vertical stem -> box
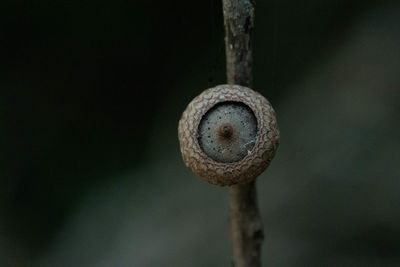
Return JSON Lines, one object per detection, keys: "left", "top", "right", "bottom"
{"left": 230, "top": 182, "right": 263, "bottom": 267}
{"left": 223, "top": 0, "right": 255, "bottom": 87}
{"left": 222, "top": 1, "right": 264, "bottom": 266}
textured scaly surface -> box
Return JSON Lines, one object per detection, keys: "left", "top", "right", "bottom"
{"left": 178, "top": 84, "right": 279, "bottom": 186}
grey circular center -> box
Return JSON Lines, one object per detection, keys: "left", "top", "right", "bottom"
{"left": 198, "top": 101, "right": 258, "bottom": 163}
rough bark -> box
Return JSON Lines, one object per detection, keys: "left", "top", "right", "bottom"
{"left": 222, "top": 1, "right": 264, "bottom": 266}
{"left": 229, "top": 182, "right": 263, "bottom": 267}
{"left": 223, "top": 0, "right": 255, "bottom": 87}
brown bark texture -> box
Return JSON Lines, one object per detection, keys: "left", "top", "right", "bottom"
{"left": 229, "top": 182, "right": 263, "bottom": 267}
{"left": 222, "top": 0, "right": 264, "bottom": 266}
{"left": 223, "top": 0, "right": 255, "bottom": 87}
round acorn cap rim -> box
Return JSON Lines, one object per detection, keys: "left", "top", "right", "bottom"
{"left": 178, "top": 84, "right": 279, "bottom": 186}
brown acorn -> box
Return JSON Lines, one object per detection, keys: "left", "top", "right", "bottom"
{"left": 178, "top": 84, "right": 279, "bottom": 186}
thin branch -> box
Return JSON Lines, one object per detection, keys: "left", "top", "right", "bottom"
{"left": 229, "top": 182, "right": 264, "bottom": 267}
{"left": 222, "top": 1, "right": 264, "bottom": 266}
{"left": 223, "top": 0, "right": 255, "bottom": 87}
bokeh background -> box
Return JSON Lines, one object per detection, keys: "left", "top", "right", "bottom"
{"left": 1, "top": 0, "right": 399, "bottom": 266}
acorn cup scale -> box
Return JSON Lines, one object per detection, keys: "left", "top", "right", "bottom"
{"left": 178, "top": 84, "right": 279, "bottom": 186}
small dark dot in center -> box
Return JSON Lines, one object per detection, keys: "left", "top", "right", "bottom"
{"left": 218, "top": 123, "right": 233, "bottom": 139}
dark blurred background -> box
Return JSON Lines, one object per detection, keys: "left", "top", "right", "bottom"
{"left": 1, "top": 0, "right": 399, "bottom": 266}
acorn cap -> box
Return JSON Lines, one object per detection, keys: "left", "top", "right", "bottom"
{"left": 178, "top": 84, "right": 279, "bottom": 186}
